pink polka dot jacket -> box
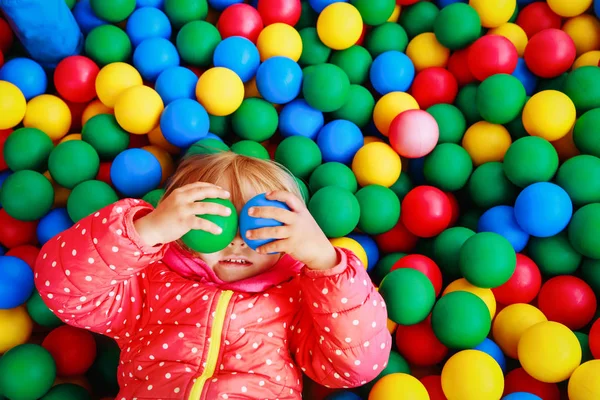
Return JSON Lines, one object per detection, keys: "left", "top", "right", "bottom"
{"left": 35, "top": 198, "right": 392, "bottom": 400}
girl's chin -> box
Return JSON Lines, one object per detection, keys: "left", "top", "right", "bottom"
{"left": 214, "top": 263, "right": 264, "bottom": 282}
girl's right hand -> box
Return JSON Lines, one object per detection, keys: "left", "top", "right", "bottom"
{"left": 133, "top": 182, "right": 232, "bottom": 247}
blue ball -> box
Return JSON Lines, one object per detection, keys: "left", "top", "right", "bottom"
{"left": 0, "top": 170, "right": 11, "bottom": 208}
{"left": 256, "top": 56, "right": 303, "bottom": 104}
{"left": 308, "top": 0, "right": 348, "bottom": 13}
{"left": 155, "top": 66, "right": 198, "bottom": 105}
{"left": 240, "top": 193, "right": 290, "bottom": 251}
{"left": 0, "top": 58, "right": 48, "bottom": 101}
{"left": 133, "top": 37, "right": 180, "bottom": 81}
{"left": 37, "top": 208, "right": 74, "bottom": 245}
{"left": 0, "top": 246, "right": 4, "bottom": 256}
{"left": 478, "top": 205, "right": 529, "bottom": 252}
{"left": 213, "top": 36, "right": 260, "bottom": 83}
{"left": 136, "top": 0, "right": 165, "bottom": 8}
{"left": 73, "top": 0, "right": 107, "bottom": 34}
{"left": 514, "top": 182, "right": 573, "bottom": 238}
{"left": 205, "top": 133, "right": 224, "bottom": 141}
{"left": 348, "top": 233, "right": 379, "bottom": 272}
{"left": 408, "top": 156, "right": 426, "bottom": 185}
{"left": 473, "top": 338, "right": 507, "bottom": 372}
{"left": 110, "top": 149, "right": 162, "bottom": 198}
{"left": 517, "top": 0, "right": 540, "bottom": 5}
{"left": 208, "top": 0, "right": 244, "bottom": 11}
{"left": 512, "top": 58, "right": 538, "bottom": 96}
{"left": 160, "top": 99, "right": 210, "bottom": 147}
{"left": 596, "top": 0, "right": 600, "bottom": 17}
{"left": 316, "top": 120, "right": 364, "bottom": 164}
{"left": 126, "top": 7, "right": 172, "bottom": 47}
{"left": 503, "top": 393, "right": 542, "bottom": 400}
{"left": 435, "top": 0, "right": 467, "bottom": 7}
{"left": 279, "top": 99, "right": 324, "bottom": 140}
{"left": 370, "top": 51, "right": 415, "bottom": 95}
{"left": 0, "top": 256, "right": 34, "bottom": 309}
{"left": 324, "top": 391, "right": 362, "bottom": 400}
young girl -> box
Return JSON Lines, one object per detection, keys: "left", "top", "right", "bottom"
{"left": 35, "top": 151, "right": 392, "bottom": 400}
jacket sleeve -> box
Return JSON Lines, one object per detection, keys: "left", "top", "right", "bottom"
{"left": 289, "top": 247, "right": 392, "bottom": 388}
{"left": 34, "top": 198, "right": 169, "bottom": 340}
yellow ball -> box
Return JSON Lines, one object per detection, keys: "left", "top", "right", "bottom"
{"left": 364, "top": 136, "right": 384, "bottom": 145}
{"left": 388, "top": 5, "right": 401, "bottom": 23}
{"left": 257, "top": 23, "right": 303, "bottom": 61}
{"left": 443, "top": 278, "right": 496, "bottom": 319}
{"left": 469, "top": 0, "right": 516, "bottom": 28}
{"left": 568, "top": 360, "right": 600, "bottom": 400}
{"left": 562, "top": 15, "right": 600, "bottom": 56}
{"left": 492, "top": 303, "right": 547, "bottom": 359}
{"left": 406, "top": 32, "right": 450, "bottom": 71}
{"left": 547, "top": 0, "right": 592, "bottom": 17}
{"left": 114, "top": 85, "right": 164, "bottom": 135}
{"left": 82, "top": 99, "right": 114, "bottom": 126}
{"left": 148, "top": 126, "right": 180, "bottom": 155}
{"left": 573, "top": 50, "right": 600, "bottom": 69}
{"left": 330, "top": 237, "right": 368, "bottom": 268}
{"left": 142, "top": 145, "right": 174, "bottom": 185}
{"left": 59, "top": 133, "right": 82, "bottom": 143}
{"left": 95, "top": 62, "right": 143, "bottom": 108}
{"left": 373, "top": 92, "right": 420, "bottom": 136}
{"left": 196, "top": 67, "right": 245, "bottom": 116}
{"left": 317, "top": 3, "right": 363, "bottom": 51}
{"left": 0, "top": 81, "right": 26, "bottom": 130}
{"left": 0, "top": 306, "right": 33, "bottom": 353}
{"left": 369, "top": 373, "right": 429, "bottom": 400}
{"left": 352, "top": 142, "right": 402, "bottom": 187}
{"left": 462, "top": 121, "right": 512, "bottom": 166}
{"left": 523, "top": 90, "right": 576, "bottom": 141}
{"left": 24, "top": 94, "right": 72, "bottom": 141}
{"left": 387, "top": 318, "right": 398, "bottom": 334}
{"left": 441, "top": 350, "right": 504, "bottom": 400}
{"left": 518, "top": 321, "right": 581, "bottom": 383}
{"left": 488, "top": 23, "right": 528, "bottom": 57}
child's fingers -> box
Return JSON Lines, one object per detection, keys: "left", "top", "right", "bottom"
{"left": 248, "top": 206, "right": 295, "bottom": 224}
{"left": 188, "top": 216, "right": 224, "bottom": 235}
{"left": 246, "top": 226, "right": 291, "bottom": 241}
{"left": 189, "top": 202, "right": 232, "bottom": 217}
{"left": 256, "top": 239, "right": 288, "bottom": 255}
{"left": 265, "top": 190, "right": 303, "bottom": 212}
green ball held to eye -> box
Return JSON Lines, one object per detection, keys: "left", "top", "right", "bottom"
{"left": 181, "top": 198, "right": 238, "bottom": 253}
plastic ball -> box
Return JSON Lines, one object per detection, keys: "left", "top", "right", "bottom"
{"left": 326, "top": 391, "right": 362, "bottom": 400}
{"left": 0, "top": 170, "right": 54, "bottom": 222}
{"left": 434, "top": 3, "right": 481, "bottom": 50}
{"left": 0, "top": 58, "right": 47, "bottom": 101}
{"left": 401, "top": 185, "right": 452, "bottom": 238}
{"left": 2, "top": 127, "right": 53, "bottom": 172}
{"left": 126, "top": 7, "right": 171, "bottom": 47}
{"left": 0, "top": 81, "right": 26, "bottom": 130}
{"left": 23, "top": 94, "right": 71, "bottom": 141}
{"left": 308, "top": 186, "right": 360, "bottom": 238}
{"left": 164, "top": 0, "right": 208, "bottom": 29}
{"left": 316, "top": 3, "right": 362, "bottom": 50}
{"left": 461, "top": 121, "right": 512, "bottom": 166}
{"left": 568, "top": 203, "right": 600, "bottom": 259}
{"left": 504, "top": 136, "right": 559, "bottom": 188}
{"left": 563, "top": 15, "right": 600, "bottom": 57}
{"left": 47, "top": 140, "right": 100, "bottom": 190}
{"left": 217, "top": 3, "right": 263, "bottom": 43}
{"left": 392, "top": 254, "right": 443, "bottom": 297}
{"left": 42, "top": 325, "right": 96, "bottom": 377}
{"left": 232, "top": 98, "right": 278, "bottom": 142}
{"left": 373, "top": 92, "right": 420, "bottom": 136}
{"left": 0, "top": 344, "right": 56, "bottom": 399}
{"left": 440, "top": 280, "right": 494, "bottom": 321}
{"left": 159, "top": 99, "right": 209, "bottom": 148}
{"left": 419, "top": 375, "right": 445, "bottom": 400}
{"left": 556, "top": 155, "right": 600, "bottom": 207}
{"left": 380, "top": 268, "right": 436, "bottom": 325}
{"left": 469, "top": 0, "right": 515, "bottom": 28}
{"left": 303, "top": 63, "right": 350, "bottom": 112}
{"left": 255, "top": 0, "right": 301, "bottom": 26}
{"left": 564, "top": 66, "right": 600, "bottom": 113}
{"left": 110, "top": 149, "right": 161, "bottom": 197}
{"left": 369, "top": 373, "right": 429, "bottom": 400}
{"left": 474, "top": 338, "right": 507, "bottom": 372}
{"left": 411, "top": 68, "right": 458, "bottom": 110}
{"left": 185, "top": 138, "right": 230, "bottom": 156}
{"left": 537, "top": 276, "right": 596, "bottom": 330}
{"left": 433, "top": 227, "right": 476, "bottom": 278}
{"left": 315, "top": 120, "right": 363, "bottom": 164}
{"left": 181, "top": 198, "right": 238, "bottom": 253}
{"left": 37, "top": 208, "right": 73, "bottom": 245}
{"left": 447, "top": 48, "right": 475, "bottom": 87}
{"left": 0, "top": 256, "right": 34, "bottom": 309}
{"left": 309, "top": 162, "right": 357, "bottom": 193}
{"left": 351, "top": 142, "right": 402, "bottom": 187}
{"left": 5, "top": 245, "right": 39, "bottom": 270}
{"left": 524, "top": 28, "right": 576, "bottom": 78}
{"left": 255, "top": 56, "right": 303, "bottom": 104}
{"left": 90, "top": 0, "right": 135, "bottom": 22}
{"left": 0, "top": 208, "right": 37, "bottom": 249}
{"left": 489, "top": 23, "right": 528, "bottom": 56}
{"left": 476, "top": 73, "right": 526, "bottom": 124}
{"left": 441, "top": 350, "right": 504, "bottom": 400}
{"left": 528, "top": 232, "right": 582, "bottom": 276}
{"left": 114, "top": 85, "right": 164, "bottom": 134}
{"left": 133, "top": 37, "right": 180, "bottom": 81}
{"left": 0, "top": 306, "right": 33, "bottom": 353}
{"left": 573, "top": 108, "right": 600, "bottom": 157}
{"left": 82, "top": 114, "right": 130, "bottom": 160}
{"left": 279, "top": 99, "right": 324, "bottom": 139}
{"left": 492, "top": 303, "right": 548, "bottom": 359}
{"left": 213, "top": 37, "right": 260, "bottom": 83}
{"left": 468, "top": 35, "right": 519, "bottom": 80}
{"left": 389, "top": 109, "right": 439, "bottom": 159}
{"left": 478, "top": 205, "right": 529, "bottom": 252}
{"left": 459, "top": 232, "right": 516, "bottom": 288}
{"left": 355, "top": 185, "right": 400, "bottom": 235}
{"left": 176, "top": 21, "right": 221, "bottom": 67}
{"left": 275, "top": 136, "right": 322, "bottom": 179}
{"left": 85, "top": 25, "right": 132, "bottom": 66}
{"left": 547, "top": 0, "right": 591, "bottom": 18}
{"left": 568, "top": 360, "right": 600, "bottom": 400}
{"left": 514, "top": 182, "right": 573, "bottom": 238}
{"left": 524, "top": 90, "right": 576, "bottom": 141}
{"left": 257, "top": 23, "right": 302, "bottom": 61}
{"left": 424, "top": 105, "right": 464, "bottom": 146}
{"left": 492, "top": 254, "right": 541, "bottom": 305}
{"left": 423, "top": 143, "right": 473, "bottom": 191}
{"left": 370, "top": 51, "right": 415, "bottom": 95}
{"left": 406, "top": 32, "right": 450, "bottom": 71}
{"left": 54, "top": 56, "right": 99, "bottom": 104}
{"left": 95, "top": 62, "right": 143, "bottom": 108}
{"left": 395, "top": 318, "right": 448, "bottom": 367}
{"left": 155, "top": 66, "right": 197, "bottom": 106}
{"left": 67, "top": 180, "right": 119, "bottom": 222}
{"left": 196, "top": 67, "right": 244, "bottom": 116}
{"left": 510, "top": 58, "right": 538, "bottom": 97}
{"left": 347, "top": 233, "right": 379, "bottom": 271}
{"left": 328, "top": 237, "right": 367, "bottom": 267}
{"left": 239, "top": 193, "right": 290, "bottom": 251}
{"left": 504, "top": 368, "right": 560, "bottom": 400}
{"left": 0, "top": 17, "right": 13, "bottom": 52}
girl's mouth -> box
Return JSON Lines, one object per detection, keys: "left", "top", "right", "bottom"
{"left": 219, "top": 258, "right": 253, "bottom": 267}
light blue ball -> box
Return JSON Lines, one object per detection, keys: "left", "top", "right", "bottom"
{"left": 133, "top": 37, "right": 180, "bottom": 81}
{"left": 205, "top": 133, "right": 224, "bottom": 141}
{"left": 37, "top": 208, "right": 74, "bottom": 245}
{"left": 502, "top": 393, "right": 542, "bottom": 400}
{"left": 209, "top": 0, "right": 244, "bottom": 10}
{"left": 213, "top": 36, "right": 260, "bottom": 83}
{"left": 308, "top": 0, "right": 348, "bottom": 13}
{"left": 317, "top": 120, "right": 364, "bottom": 164}
{"left": 348, "top": 233, "right": 379, "bottom": 271}
{"left": 136, "top": 0, "right": 165, "bottom": 8}
{"left": 279, "top": 99, "right": 324, "bottom": 140}
{"left": 512, "top": 58, "right": 538, "bottom": 96}
{"left": 370, "top": 51, "right": 415, "bottom": 95}
{"left": 110, "top": 149, "right": 162, "bottom": 198}
{"left": 0, "top": 58, "right": 47, "bottom": 101}
{"left": 473, "top": 338, "right": 507, "bottom": 372}
{"left": 256, "top": 56, "right": 303, "bottom": 104}
{"left": 126, "top": 7, "right": 172, "bottom": 47}
{"left": 478, "top": 205, "right": 529, "bottom": 252}
{"left": 155, "top": 66, "right": 198, "bottom": 105}
{"left": 240, "top": 193, "right": 290, "bottom": 251}
{"left": 0, "top": 256, "right": 34, "bottom": 309}
{"left": 160, "top": 98, "right": 210, "bottom": 147}
{"left": 73, "top": 0, "right": 107, "bottom": 34}
{"left": 514, "top": 182, "right": 573, "bottom": 238}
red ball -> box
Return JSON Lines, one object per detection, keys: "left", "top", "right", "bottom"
{"left": 401, "top": 186, "right": 452, "bottom": 238}
{"left": 373, "top": 219, "right": 419, "bottom": 254}
{"left": 5, "top": 245, "right": 40, "bottom": 269}
{"left": 537, "top": 275, "right": 597, "bottom": 330}
{"left": 54, "top": 56, "right": 100, "bottom": 103}
{"left": 524, "top": 28, "right": 576, "bottom": 79}
{"left": 0, "top": 50, "right": 4, "bottom": 69}
{"left": 0, "top": 18, "right": 13, "bottom": 54}
{"left": 0, "top": 129, "right": 12, "bottom": 171}
{"left": 447, "top": 48, "right": 475, "bottom": 87}
{"left": 356, "top": 24, "right": 368, "bottom": 46}
{"left": 589, "top": 318, "right": 600, "bottom": 359}
{"left": 392, "top": 255, "right": 443, "bottom": 297}
{"left": 257, "top": 0, "right": 301, "bottom": 26}
{"left": 410, "top": 67, "right": 458, "bottom": 109}
{"left": 516, "top": 2, "right": 562, "bottom": 39}
{"left": 394, "top": 318, "right": 448, "bottom": 367}
{"left": 445, "top": 191, "right": 460, "bottom": 227}
{"left": 96, "top": 162, "right": 113, "bottom": 185}
{"left": 420, "top": 375, "right": 447, "bottom": 400}
{"left": 217, "top": 4, "right": 264, "bottom": 44}
{"left": 492, "top": 254, "right": 541, "bottom": 305}
{"left": 396, "top": 0, "right": 419, "bottom": 4}
{"left": 42, "top": 325, "right": 97, "bottom": 377}
{"left": 468, "top": 35, "right": 518, "bottom": 81}
{"left": 128, "top": 133, "right": 150, "bottom": 149}
{"left": 0, "top": 209, "right": 38, "bottom": 249}
{"left": 503, "top": 368, "right": 560, "bottom": 400}
{"left": 66, "top": 100, "right": 89, "bottom": 133}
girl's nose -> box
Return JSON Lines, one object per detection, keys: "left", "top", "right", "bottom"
{"left": 230, "top": 232, "right": 246, "bottom": 247}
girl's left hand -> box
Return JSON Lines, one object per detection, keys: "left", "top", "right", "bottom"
{"left": 245, "top": 191, "right": 338, "bottom": 271}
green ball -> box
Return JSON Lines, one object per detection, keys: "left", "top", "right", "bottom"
{"left": 434, "top": 3, "right": 481, "bottom": 50}
{"left": 85, "top": 25, "right": 132, "bottom": 66}
{"left": 423, "top": 143, "right": 473, "bottom": 191}
{"left": 90, "top": 0, "right": 135, "bottom": 22}
{"left": 0, "top": 344, "right": 56, "bottom": 400}
{"left": 26, "top": 290, "right": 63, "bottom": 328}
{"left": 67, "top": 180, "right": 120, "bottom": 222}
{"left": 581, "top": 258, "right": 600, "bottom": 297}
{"left": 574, "top": 332, "right": 594, "bottom": 364}
{"left": 457, "top": 209, "right": 482, "bottom": 232}
{"left": 165, "top": 0, "right": 208, "bottom": 29}
{"left": 231, "top": 140, "right": 270, "bottom": 159}
{"left": 185, "top": 138, "right": 230, "bottom": 156}
{"left": 355, "top": 185, "right": 401, "bottom": 235}
{"left": 64, "top": 0, "right": 76, "bottom": 9}
{"left": 309, "top": 162, "right": 358, "bottom": 193}
{"left": 476, "top": 74, "right": 526, "bottom": 124}
{"left": 573, "top": 108, "right": 600, "bottom": 158}
{"left": 330, "top": 46, "right": 373, "bottom": 85}
{"left": 399, "top": 1, "right": 440, "bottom": 39}
{"left": 427, "top": 104, "right": 466, "bottom": 144}
{"left": 528, "top": 232, "right": 582, "bottom": 276}
{"left": 3, "top": 127, "right": 54, "bottom": 172}
{"left": 455, "top": 83, "right": 481, "bottom": 124}
{"left": 176, "top": 21, "right": 221, "bottom": 67}
{"left": 48, "top": 141, "right": 100, "bottom": 189}
{"left": 468, "top": 162, "right": 518, "bottom": 209}
{"left": 564, "top": 66, "right": 600, "bottom": 113}
{"left": 537, "top": 73, "right": 568, "bottom": 92}
{"left": 359, "top": 351, "right": 411, "bottom": 396}
{"left": 275, "top": 136, "right": 322, "bottom": 179}
{"left": 298, "top": 27, "right": 331, "bottom": 66}
{"left": 142, "top": 189, "right": 165, "bottom": 208}
{"left": 364, "top": 23, "right": 409, "bottom": 58}
{"left": 302, "top": 63, "right": 350, "bottom": 112}
{"left": 433, "top": 227, "right": 475, "bottom": 278}
{"left": 389, "top": 173, "right": 413, "bottom": 200}
{"left": 209, "top": 115, "right": 231, "bottom": 139}
{"left": 181, "top": 198, "right": 238, "bottom": 253}
{"left": 86, "top": 336, "right": 119, "bottom": 396}
{"left": 351, "top": 0, "right": 395, "bottom": 26}
{"left": 330, "top": 85, "right": 375, "bottom": 128}
{"left": 0, "top": 170, "right": 54, "bottom": 221}
{"left": 296, "top": 0, "right": 318, "bottom": 30}
{"left": 41, "top": 384, "right": 91, "bottom": 400}
{"left": 568, "top": 203, "right": 600, "bottom": 260}
{"left": 81, "top": 114, "right": 130, "bottom": 160}
{"left": 503, "top": 136, "right": 559, "bottom": 188}
{"left": 379, "top": 268, "right": 436, "bottom": 325}
{"left": 372, "top": 252, "right": 405, "bottom": 285}
{"left": 505, "top": 102, "right": 529, "bottom": 141}
{"left": 295, "top": 177, "right": 310, "bottom": 203}
{"left": 459, "top": 232, "right": 516, "bottom": 288}
{"left": 431, "top": 291, "right": 491, "bottom": 349}
{"left": 556, "top": 155, "right": 600, "bottom": 207}
{"left": 231, "top": 98, "right": 278, "bottom": 142}
{"left": 308, "top": 186, "right": 360, "bottom": 238}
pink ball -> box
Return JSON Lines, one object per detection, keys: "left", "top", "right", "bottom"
{"left": 389, "top": 109, "right": 439, "bottom": 158}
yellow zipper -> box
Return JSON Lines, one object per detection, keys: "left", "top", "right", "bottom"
{"left": 188, "top": 290, "right": 234, "bottom": 400}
